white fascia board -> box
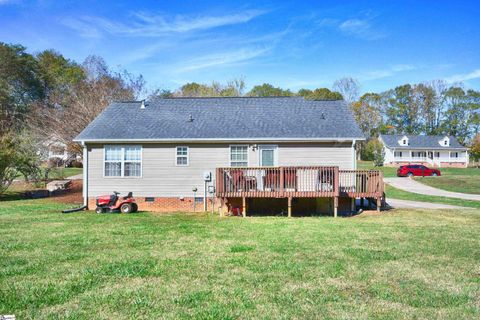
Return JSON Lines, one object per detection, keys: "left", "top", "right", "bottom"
{"left": 73, "top": 137, "right": 366, "bottom": 143}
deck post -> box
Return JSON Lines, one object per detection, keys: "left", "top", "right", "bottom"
{"left": 351, "top": 198, "right": 355, "bottom": 212}
{"left": 376, "top": 195, "right": 381, "bottom": 212}
{"left": 242, "top": 197, "right": 246, "bottom": 217}
{"left": 287, "top": 197, "right": 292, "bottom": 218}
{"left": 219, "top": 198, "right": 224, "bottom": 217}
{"left": 333, "top": 197, "right": 338, "bottom": 218}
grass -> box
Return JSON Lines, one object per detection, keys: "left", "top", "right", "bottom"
{"left": 413, "top": 175, "right": 480, "bottom": 195}
{"left": 385, "top": 185, "right": 480, "bottom": 209}
{"left": 44, "top": 167, "right": 83, "bottom": 180}
{"left": 0, "top": 199, "right": 479, "bottom": 319}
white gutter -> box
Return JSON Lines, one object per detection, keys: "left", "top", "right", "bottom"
{"left": 73, "top": 137, "right": 366, "bottom": 143}
{"left": 81, "top": 141, "right": 88, "bottom": 208}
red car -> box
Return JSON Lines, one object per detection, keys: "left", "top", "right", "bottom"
{"left": 397, "top": 165, "right": 441, "bottom": 177}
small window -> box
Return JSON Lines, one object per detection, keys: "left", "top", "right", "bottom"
{"left": 176, "top": 146, "right": 189, "bottom": 166}
{"left": 444, "top": 140, "right": 448, "bottom": 146}
{"left": 104, "top": 145, "right": 142, "bottom": 177}
{"left": 450, "top": 152, "right": 459, "bottom": 158}
{"left": 403, "top": 139, "right": 407, "bottom": 145}
{"left": 145, "top": 197, "right": 155, "bottom": 202}
{"left": 230, "top": 145, "right": 248, "bottom": 167}
{"left": 394, "top": 151, "right": 403, "bottom": 158}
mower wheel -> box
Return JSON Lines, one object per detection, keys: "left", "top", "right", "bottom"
{"left": 132, "top": 203, "right": 138, "bottom": 213}
{"left": 120, "top": 203, "right": 133, "bottom": 214}
{"left": 95, "top": 207, "right": 105, "bottom": 214}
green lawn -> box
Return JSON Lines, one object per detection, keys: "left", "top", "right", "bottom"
{"left": 385, "top": 185, "right": 480, "bottom": 209}
{"left": 1, "top": 199, "right": 479, "bottom": 319}
{"left": 413, "top": 174, "right": 480, "bottom": 195}
{"left": 45, "top": 167, "right": 83, "bottom": 179}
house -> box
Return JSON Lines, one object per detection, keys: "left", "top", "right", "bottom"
{"left": 42, "top": 136, "right": 81, "bottom": 167}
{"left": 379, "top": 134, "right": 469, "bottom": 168}
{"left": 74, "top": 97, "right": 385, "bottom": 216}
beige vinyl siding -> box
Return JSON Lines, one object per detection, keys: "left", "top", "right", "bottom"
{"left": 87, "top": 142, "right": 354, "bottom": 197}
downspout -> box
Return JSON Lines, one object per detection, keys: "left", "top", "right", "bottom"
{"left": 352, "top": 140, "right": 356, "bottom": 170}
{"left": 82, "top": 141, "right": 89, "bottom": 208}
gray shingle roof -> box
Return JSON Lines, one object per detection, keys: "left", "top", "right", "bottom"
{"left": 75, "top": 97, "right": 364, "bottom": 142}
{"left": 380, "top": 134, "right": 467, "bottom": 150}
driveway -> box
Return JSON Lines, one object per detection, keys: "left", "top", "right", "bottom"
{"left": 384, "top": 177, "right": 480, "bottom": 201}
{"left": 386, "top": 198, "right": 469, "bottom": 210}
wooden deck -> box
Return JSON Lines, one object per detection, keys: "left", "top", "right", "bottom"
{"left": 215, "top": 166, "right": 384, "bottom": 217}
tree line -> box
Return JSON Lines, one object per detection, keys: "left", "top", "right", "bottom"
{"left": 1, "top": 42, "right": 480, "bottom": 193}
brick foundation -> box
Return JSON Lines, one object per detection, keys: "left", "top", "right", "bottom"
{"left": 88, "top": 196, "right": 220, "bottom": 213}
{"left": 386, "top": 161, "right": 467, "bottom": 168}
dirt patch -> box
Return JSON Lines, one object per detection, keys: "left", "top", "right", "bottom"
{"left": 50, "top": 180, "right": 83, "bottom": 205}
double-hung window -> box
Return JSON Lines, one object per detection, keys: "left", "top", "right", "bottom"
{"left": 450, "top": 152, "right": 459, "bottom": 158}
{"left": 230, "top": 145, "right": 248, "bottom": 167}
{"left": 394, "top": 151, "right": 403, "bottom": 158}
{"left": 104, "top": 145, "right": 142, "bottom": 177}
{"left": 176, "top": 146, "right": 189, "bottom": 166}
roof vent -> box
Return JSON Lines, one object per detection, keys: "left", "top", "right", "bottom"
{"left": 140, "top": 100, "right": 146, "bottom": 109}
{"left": 188, "top": 114, "right": 194, "bottom": 122}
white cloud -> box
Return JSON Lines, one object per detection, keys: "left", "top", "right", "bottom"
{"left": 360, "top": 64, "right": 416, "bottom": 81}
{"left": 444, "top": 69, "right": 480, "bottom": 83}
{"left": 339, "top": 18, "right": 385, "bottom": 40}
{"left": 0, "top": 0, "right": 18, "bottom": 5}
{"left": 63, "top": 10, "right": 267, "bottom": 38}
{"left": 176, "top": 47, "right": 270, "bottom": 72}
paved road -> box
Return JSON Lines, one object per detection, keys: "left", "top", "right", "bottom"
{"left": 66, "top": 174, "right": 83, "bottom": 180}
{"left": 384, "top": 177, "right": 480, "bottom": 201}
{"left": 386, "top": 198, "right": 469, "bottom": 210}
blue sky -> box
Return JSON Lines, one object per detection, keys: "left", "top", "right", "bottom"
{"left": 1, "top": 0, "right": 480, "bottom": 93}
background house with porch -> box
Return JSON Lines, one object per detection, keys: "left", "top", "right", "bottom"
{"left": 75, "top": 97, "right": 385, "bottom": 216}
{"left": 379, "top": 134, "right": 469, "bottom": 167}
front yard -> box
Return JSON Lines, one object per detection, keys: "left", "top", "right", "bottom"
{"left": 0, "top": 199, "right": 479, "bottom": 319}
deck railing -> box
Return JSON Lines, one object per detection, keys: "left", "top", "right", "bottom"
{"left": 216, "top": 166, "right": 383, "bottom": 199}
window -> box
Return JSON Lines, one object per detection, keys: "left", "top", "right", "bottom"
{"left": 104, "top": 145, "right": 142, "bottom": 177}
{"left": 230, "top": 145, "right": 248, "bottom": 167}
{"left": 403, "top": 139, "right": 407, "bottom": 145}
{"left": 444, "top": 140, "right": 448, "bottom": 146}
{"left": 176, "top": 146, "right": 189, "bottom": 166}
{"left": 450, "top": 152, "right": 459, "bottom": 158}
{"left": 394, "top": 151, "right": 403, "bottom": 158}
{"left": 411, "top": 151, "right": 426, "bottom": 158}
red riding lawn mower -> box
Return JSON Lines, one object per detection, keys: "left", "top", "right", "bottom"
{"left": 95, "top": 191, "right": 138, "bottom": 214}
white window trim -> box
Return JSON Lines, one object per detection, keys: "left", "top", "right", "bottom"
{"left": 229, "top": 144, "right": 249, "bottom": 167}
{"left": 258, "top": 145, "right": 278, "bottom": 166}
{"left": 175, "top": 146, "right": 189, "bottom": 166}
{"left": 103, "top": 145, "right": 142, "bottom": 178}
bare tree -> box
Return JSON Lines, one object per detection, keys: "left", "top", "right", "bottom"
{"left": 29, "top": 56, "right": 145, "bottom": 155}
{"left": 333, "top": 77, "right": 360, "bottom": 105}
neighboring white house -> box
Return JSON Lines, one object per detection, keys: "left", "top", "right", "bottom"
{"left": 379, "top": 134, "right": 469, "bottom": 168}
{"left": 42, "top": 136, "right": 81, "bottom": 166}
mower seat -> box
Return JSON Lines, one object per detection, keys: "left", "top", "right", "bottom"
{"left": 123, "top": 192, "right": 133, "bottom": 200}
